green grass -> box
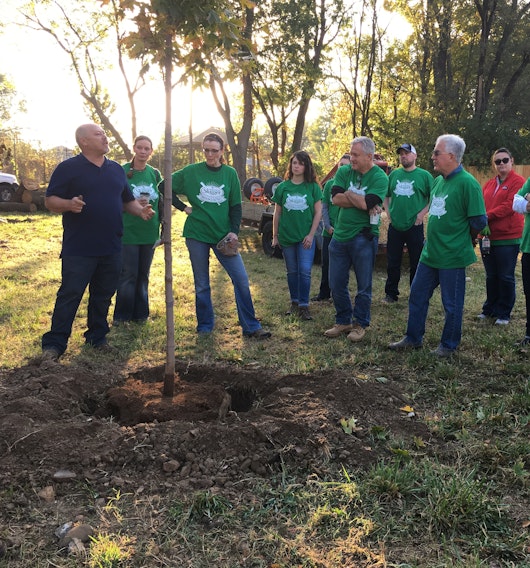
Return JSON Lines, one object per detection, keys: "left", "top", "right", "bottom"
{"left": 1, "top": 211, "right": 529, "bottom": 567}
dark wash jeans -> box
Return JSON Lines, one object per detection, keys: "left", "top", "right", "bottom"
{"left": 113, "top": 244, "right": 155, "bottom": 322}
{"left": 42, "top": 254, "right": 121, "bottom": 355}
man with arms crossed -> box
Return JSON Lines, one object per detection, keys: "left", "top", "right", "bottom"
{"left": 324, "top": 136, "right": 388, "bottom": 343}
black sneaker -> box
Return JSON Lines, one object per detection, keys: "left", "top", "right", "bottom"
{"left": 285, "top": 302, "right": 299, "bottom": 315}
{"left": 311, "top": 295, "right": 330, "bottom": 302}
{"left": 41, "top": 348, "right": 60, "bottom": 362}
{"left": 243, "top": 329, "right": 272, "bottom": 340}
{"left": 298, "top": 306, "right": 313, "bottom": 321}
{"left": 515, "top": 336, "right": 530, "bottom": 347}
{"left": 383, "top": 295, "right": 397, "bottom": 304}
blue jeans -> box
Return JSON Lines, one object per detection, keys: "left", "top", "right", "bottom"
{"left": 186, "top": 238, "right": 262, "bottom": 334}
{"left": 281, "top": 240, "right": 316, "bottom": 307}
{"left": 385, "top": 223, "right": 424, "bottom": 300}
{"left": 113, "top": 244, "right": 155, "bottom": 322}
{"left": 480, "top": 243, "right": 519, "bottom": 320}
{"left": 328, "top": 233, "right": 378, "bottom": 327}
{"left": 42, "top": 254, "right": 121, "bottom": 354}
{"left": 405, "top": 262, "right": 466, "bottom": 350}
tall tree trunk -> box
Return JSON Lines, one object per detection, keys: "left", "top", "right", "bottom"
{"left": 162, "top": 33, "right": 175, "bottom": 397}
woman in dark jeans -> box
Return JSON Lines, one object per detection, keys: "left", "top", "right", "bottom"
{"left": 477, "top": 148, "right": 525, "bottom": 325}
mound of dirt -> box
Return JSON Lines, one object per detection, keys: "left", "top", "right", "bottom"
{"left": 0, "top": 359, "right": 433, "bottom": 497}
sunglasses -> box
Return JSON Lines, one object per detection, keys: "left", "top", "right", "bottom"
{"left": 494, "top": 157, "right": 510, "bottom": 165}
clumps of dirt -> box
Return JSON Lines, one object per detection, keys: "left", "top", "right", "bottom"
{"left": 0, "top": 359, "right": 434, "bottom": 497}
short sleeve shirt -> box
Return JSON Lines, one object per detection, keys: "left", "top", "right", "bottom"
{"left": 271, "top": 179, "right": 322, "bottom": 247}
{"left": 387, "top": 167, "right": 434, "bottom": 231}
{"left": 46, "top": 154, "right": 134, "bottom": 256}
{"left": 332, "top": 164, "right": 388, "bottom": 242}
{"left": 421, "top": 168, "right": 486, "bottom": 268}
{"left": 122, "top": 163, "right": 162, "bottom": 245}
{"left": 170, "top": 162, "right": 241, "bottom": 244}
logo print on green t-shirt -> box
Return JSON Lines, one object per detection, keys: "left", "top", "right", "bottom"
{"left": 430, "top": 195, "right": 448, "bottom": 218}
{"left": 284, "top": 193, "right": 309, "bottom": 212}
{"left": 394, "top": 179, "right": 415, "bottom": 198}
{"left": 130, "top": 182, "right": 157, "bottom": 201}
{"left": 347, "top": 179, "right": 367, "bottom": 195}
{"left": 198, "top": 182, "right": 227, "bottom": 205}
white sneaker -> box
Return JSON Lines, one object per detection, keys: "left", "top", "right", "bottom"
{"left": 495, "top": 319, "right": 509, "bottom": 325}
{"left": 476, "top": 314, "right": 487, "bottom": 320}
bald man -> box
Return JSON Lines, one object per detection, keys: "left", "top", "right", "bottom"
{"left": 41, "top": 124, "right": 154, "bottom": 360}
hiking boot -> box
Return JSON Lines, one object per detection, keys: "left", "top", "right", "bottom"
{"left": 324, "top": 323, "right": 352, "bottom": 338}
{"left": 41, "top": 348, "right": 60, "bottom": 362}
{"left": 91, "top": 343, "right": 118, "bottom": 354}
{"left": 388, "top": 337, "right": 422, "bottom": 350}
{"left": 298, "top": 306, "right": 313, "bottom": 321}
{"left": 347, "top": 323, "right": 366, "bottom": 342}
{"left": 285, "top": 302, "right": 299, "bottom": 316}
{"left": 243, "top": 329, "right": 272, "bottom": 340}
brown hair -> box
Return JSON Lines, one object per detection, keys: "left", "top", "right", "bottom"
{"left": 203, "top": 132, "right": 225, "bottom": 164}
{"left": 286, "top": 150, "right": 317, "bottom": 183}
{"left": 128, "top": 135, "right": 153, "bottom": 178}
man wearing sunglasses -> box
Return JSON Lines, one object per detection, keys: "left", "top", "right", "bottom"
{"left": 389, "top": 134, "right": 487, "bottom": 357}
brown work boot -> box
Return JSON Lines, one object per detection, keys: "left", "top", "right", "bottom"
{"left": 323, "top": 323, "right": 353, "bottom": 338}
{"left": 347, "top": 323, "right": 366, "bottom": 342}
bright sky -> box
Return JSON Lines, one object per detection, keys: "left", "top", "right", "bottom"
{"left": 1, "top": 1, "right": 221, "bottom": 150}
{"left": 2, "top": 1, "right": 411, "bottom": 151}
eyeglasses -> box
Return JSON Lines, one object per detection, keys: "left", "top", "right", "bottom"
{"left": 203, "top": 148, "right": 221, "bottom": 154}
{"left": 431, "top": 150, "right": 450, "bottom": 157}
{"left": 494, "top": 157, "right": 510, "bottom": 165}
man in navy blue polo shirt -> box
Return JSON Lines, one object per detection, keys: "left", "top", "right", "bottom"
{"left": 41, "top": 123, "right": 154, "bottom": 361}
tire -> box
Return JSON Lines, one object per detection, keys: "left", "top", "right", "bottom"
{"left": 0, "top": 183, "right": 15, "bottom": 202}
{"left": 261, "top": 221, "right": 283, "bottom": 258}
{"left": 242, "top": 177, "right": 264, "bottom": 200}
{"left": 263, "top": 176, "right": 283, "bottom": 199}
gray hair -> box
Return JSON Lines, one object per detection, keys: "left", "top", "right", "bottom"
{"left": 436, "top": 134, "right": 466, "bottom": 163}
{"left": 351, "top": 136, "right": 375, "bottom": 156}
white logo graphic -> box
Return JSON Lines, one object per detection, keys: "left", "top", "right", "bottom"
{"left": 131, "top": 183, "right": 158, "bottom": 201}
{"left": 284, "top": 193, "right": 309, "bottom": 212}
{"left": 393, "top": 179, "right": 415, "bottom": 198}
{"left": 198, "top": 182, "right": 226, "bottom": 205}
{"left": 429, "top": 195, "right": 448, "bottom": 218}
{"left": 347, "top": 179, "right": 367, "bottom": 195}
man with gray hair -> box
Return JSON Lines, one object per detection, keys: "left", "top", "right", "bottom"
{"left": 389, "top": 134, "right": 487, "bottom": 357}
{"left": 324, "top": 136, "right": 388, "bottom": 342}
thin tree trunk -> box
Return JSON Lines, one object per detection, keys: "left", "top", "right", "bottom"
{"left": 162, "top": 33, "right": 175, "bottom": 398}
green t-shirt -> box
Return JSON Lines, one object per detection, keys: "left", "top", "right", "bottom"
{"left": 271, "top": 179, "right": 322, "bottom": 247}
{"left": 322, "top": 177, "right": 339, "bottom": 237}
{"left": 121, "top": 163, "right": 162, "bottom": 245}
{"left": 420, "top": 168, "right": 486, "bottom": 269}
{"left": 387, "top": 167, "right": 434, "bottom": 231}
{"left": 332, "top": 164, "right": 388, "bottom": 242}
{"left": 516, "top": 182, "right": 530, "bottom": 254}
{"left": 171, "top": 162, "right": 241, "bottom": 244}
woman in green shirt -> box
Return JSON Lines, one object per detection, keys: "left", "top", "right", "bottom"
{"left": 272, "top": 151, "right": 322, "bottom": 320}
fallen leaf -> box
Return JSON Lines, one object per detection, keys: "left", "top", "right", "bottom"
{"left": 400, "top": 405, "right": 414, "bottom": 413}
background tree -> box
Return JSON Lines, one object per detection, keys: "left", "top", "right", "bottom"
{"left": 251, "top": 0, "right": 345, "bottom": 170}
{"left": 21, "top": 0, "right": 152, "bottom": 159}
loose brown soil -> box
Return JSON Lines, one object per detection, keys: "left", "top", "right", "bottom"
{"left": 0, "top": 357, "right": 434, "bottom": 563}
